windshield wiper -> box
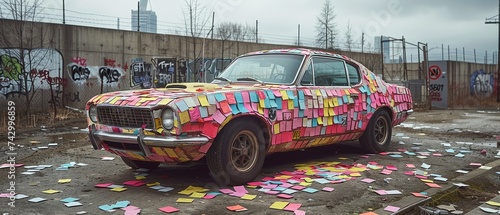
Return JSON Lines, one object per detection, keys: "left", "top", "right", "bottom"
{"left": 214, "top": 77, "right": 231, "bottom": 83}
{"left": 236, "top": 77, "right": 263, "bottom": 84}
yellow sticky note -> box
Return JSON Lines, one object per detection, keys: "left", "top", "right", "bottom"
{"left": 317, "top": 117, "right": 323, "bottom": 125}
{"left": 158, "top": 98, "right": 172, "bottom": 105}
{"left": 323, "top": 108, "right": 329, "bottom": 116}
{"left": 304, "top": 178, "right": 313, "bottom": 183}
{"left": 179, "top": 111, "right": 190, "bottom": 124}
{"left": 189, "top": 192, "right": 206, "bottom": 198}
{"left": 274, "top": 123, "right": 280, "bottom": 134}
{"left": 350, "top": 172, "right": 361, "bottom": 177}
{"left": 176, "top": 198, "right": 194, "bottom": 203}
{"left": 269, "top": 201, "right": 289, "bottom": 210}
{"left": 241, "top": 194, "right": 257, "bottom": 200}
{"left": 58, "top": 179, "right": 71, "bottom": 184}
{"left": 486, "top": 201, "right": 500, "bottom": 207}
{"left": 315, "top": 90, "right": 322, "bottom": 96}
{"left": 288, "top": 100, "right": 294, "bottom": 109}
{"left": 344, "top": 89, "right": 350, "bottom": 95}
{"left": 258, "top": 105, "right": 264, "bottom": 115}
{"left": 338, "top": 157, "right": 348, "bottom": 160}
{"left": 42, "top": 189, "right": 60, "bottom": 194}
{"left": 280, "top": 90, "right": 289, "bottom": 100}
{"left": 259, "top": 99, "right": 265, "bottom": 108}
{"left": 421, "top": 179, "right": 433, "bottom": 183}
{"left": 110, "top": 187, "right": 127, "bottom": 192}
{"left": 147, "top": 182, "right": 160, "bottom": 187}
{"left": 299, "top": 182, "right": 311, "bottom": 186}
{"left": 135, "top": 175, "right": 146, "bottom": 180}
{"left": 198, "top": 96, "right": 210, "bottom": 107}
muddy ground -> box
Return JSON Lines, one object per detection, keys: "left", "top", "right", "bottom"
{"left": 1, "top": 110, "right": 499, "bottom": 215}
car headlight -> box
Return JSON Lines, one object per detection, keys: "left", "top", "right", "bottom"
{"left": 88, "top": 105, "right": 98, "bottom": 122}
{"left": 161, "top": 108, "right": 174, "bottom": 130}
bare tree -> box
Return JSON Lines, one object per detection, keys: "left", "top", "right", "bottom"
{"left": 344, "top": 20, "right": 354, "bottom": 52}
{"left": 216, "top": 21, "right": 234, "bottom": 67}
{"left": 0, "top": 0, "right": 56, "bottom": 123}
{"left": 182, "top": 0, "right": 211, "bottom": 82}
{"left": 315, "top": 0, "right": 337, "bottom": 49}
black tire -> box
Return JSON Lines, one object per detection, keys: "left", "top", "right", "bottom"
{"left": 360, "top": 110, "right": 392, "bottom": 153}
{"left": 121, "top": 156, "right": 161, "bottom": 169}
{"left": 206, "top": 120, "right": 266, "bottom": 186}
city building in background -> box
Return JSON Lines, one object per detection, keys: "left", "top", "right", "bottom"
{"left": 131, "top": 0, "right": 157, "bottom": 33}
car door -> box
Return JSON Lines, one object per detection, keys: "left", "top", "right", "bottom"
{"left": 296, "top": 56, "right": 364, "bottom": 143}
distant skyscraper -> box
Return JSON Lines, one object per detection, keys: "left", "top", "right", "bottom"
{"left": 131, "top": 0, "right": 157, "bottom": 33}
{"left": 375, "top": 36, "right": 390, "bottom": 63}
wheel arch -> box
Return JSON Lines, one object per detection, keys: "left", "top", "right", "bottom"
{"left": 375, "top": 106, "right": 394, "bottom": 122}
{"left": 217, "top": 114, "right": 272, "bottom": 151}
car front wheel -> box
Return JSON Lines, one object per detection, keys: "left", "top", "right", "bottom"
{"left": 360, "top": 110, "right": 392, "bottom": 153}
{"left": 206, "top": 120, "right": 266, "bottom": 186}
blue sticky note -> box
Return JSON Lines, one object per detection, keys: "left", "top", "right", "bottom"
{"left": 264, "top": 99, "right": 271, "bottom": 108}
{"left": 276, "top": 98, "right": 282, "bottom": 109}
{"left": 298, "top": 91, "right": 305, "bottom": 100}
{"left": 199, "top": 106, "right": 208, "bottom": 118}
{"left": 303, "top": 188, "right": 318, "bottom": 193}
{"left": 287, "top": 90, "right": 296, "bottom": 99}
{"left": 99, "top": 205, "right": 114, "bottom": 211}
{"left": 265, "top": 90, "right": 276, "bottom": 99}
{"left": 353, "top": 112, "right": 358, "bottom": 120}
{"left": 112, "top": 200, "right": 130, "bottom": 209}
{"left": 272, "top": 186, "right": 287, "bottom": 191}
{"left": 270, "top": 100, "right": 278, "bottom": 108}
{"left": 299, "top": 100, "right": 306, "bottom": 110}
{"left": 358, "top": 120, "right": 363, "bottom": 128}
{"left": 234, "top": 92, "right": 244, "bottom": 103}
{"left": 249, "top": 91, "right": 258, "bottom": 103}
{"left": 334, "top": 116, "right": 341, "bottom": 124}
{"left": 337, "top": 97, "right": 343, "bottom": 105}
{"left": 214, "top": 93, "right": 226, "bottom": 102}
{"left": 207, "top": 94, "right": 217, "bottom": 104}
{"left": 229, "top": 104, "right": 240, "bottom": 115}
{"left": 175, "top": 100, "right": 189, "bottom": 112}
{"left": 312, "top": 118, "right": 318, "bottom": 127}
{"left": 237, "top": 103, "right": 248, "bottom": 113}
{"left": 293, "top": 98, "right": 299, "bottom": 108}
{"left": 298, "top": 110, "right": 304, "bottom": 117}
{"left": 60, "top": 197, "right": 79, "bottom": 203}
{"left": 390, "top": 154, "right": 403, "bottom": 158}
{"left": 342, "top": 95, "right": 349, "bottom": 103}
{"left": 269, "top": 181, "right": 283, "bottom": 185}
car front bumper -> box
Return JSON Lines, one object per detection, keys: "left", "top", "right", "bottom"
{"left": 88, "top": 124, "right": 210, "bottom": 157}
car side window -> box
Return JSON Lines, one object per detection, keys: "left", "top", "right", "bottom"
{"left": 346, "top": 63, "right": 360, "bottom": 85}
{"left": 311, "top": 57, "right": 348, "bottom": 86}
{"left": 300, "top": 62, "right": 314, "bottom": 86}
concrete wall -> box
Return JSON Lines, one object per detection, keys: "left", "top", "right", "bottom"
{"left": 383, "top": 61, "right": 498, "bottom": 108}
{"left": 0, "top": 19, "right": 381, "bottom": 112}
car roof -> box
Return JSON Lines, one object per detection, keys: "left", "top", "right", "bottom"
{"left": 243, "top": 48, "right": 354, "bottom": 62}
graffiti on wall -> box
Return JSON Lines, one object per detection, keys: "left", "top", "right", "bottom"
{"left": 187, "top": 58, "right": 232, "bottom": 83}
{"left": 130, "top": 58, "right": 152, "bottom": 89}
{"left": 0, "top": 49, "right": 64, "bottom": 101}
{"left": 470, "top": 69, "right": 494, "bottom": 98}
{"left": 154, "top": 58, "right": 176, "bottom": 88}
{"left": 67, "top": 57, "right": 125, "bottom": 87}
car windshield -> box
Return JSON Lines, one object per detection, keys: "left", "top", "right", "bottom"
{"left": 215, "top": 54, "right": 304, "bottom": 84}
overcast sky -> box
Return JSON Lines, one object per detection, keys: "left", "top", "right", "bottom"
{"left": 42, "top": 0, "right": 499, "bottom": 62}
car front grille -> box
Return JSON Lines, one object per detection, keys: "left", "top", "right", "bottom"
{"left": 97, "top": 107, "right": 154, "bottom": 129}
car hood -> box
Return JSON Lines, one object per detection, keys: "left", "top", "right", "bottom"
{"left": 87, "top": 82, "right": 280, "bottom": 109}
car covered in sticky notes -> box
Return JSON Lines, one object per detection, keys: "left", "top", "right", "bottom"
{"left": 86, "top": 48, "right": 413, "bottom": 185}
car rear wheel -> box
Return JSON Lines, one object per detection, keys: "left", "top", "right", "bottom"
{"left": 121, "top": 156, "right": 161, "bottom": 169}
{"left": 360, "top": 110, "right": 392, "bottom": 153}
{"left": 206, "top": 120, "right": 266, "bottom": 186}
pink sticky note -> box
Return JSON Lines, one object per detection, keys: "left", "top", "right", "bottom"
{"left": 384, "top": 205, "right": 400, "bottom": 213}
{"left": 294, "top": 210, "right": 306, "bottom": 215}
{"left": 322, "top": 187, "right": 334, "bottom": 192}
{"left": 380, "top": 169, "right": 393, "bottom": 175}
{"left": 265, "top": 190, "right": 279, "bottom": 195}
{"left": 203, "top": 194, "right": 216, "bottom": 199}
{"left": 277, "top": 194, "right": 293, "bottom": 199}
{"left": 159, "top": 206, "right": 180, "bottom": 213}
{"left": 406, "top": 164, "right": 415, "bottom": 168}
{"left": 361, "top": 178, "right": 375, "bottom": 183}
{"left": 219, "top": 188, "right": 234, "bottom": 194}
{"left": 470, "top": 163, "right": 482, "bottom": 166}
{"left": 386, "top": 165, "right": 398, "bottom": 171}
{"left": 95, "top": 183, "right": 113, "bottom": 188}
{"left": 233, "top": 186, "right": 248, "bottom": 194}
{"left": 375, "top": 190, "right": 387, "bottom": 195}
{"left": 284, "top": 203, "right": 302, "bottom": 211}
{"left": 229, "top": 192, "right": 246, "bottom": 197}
